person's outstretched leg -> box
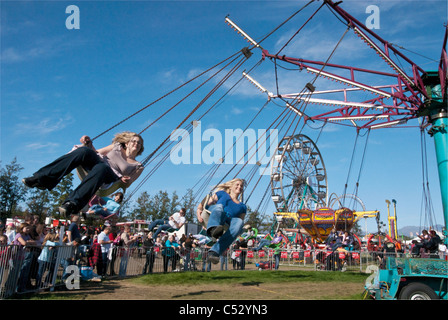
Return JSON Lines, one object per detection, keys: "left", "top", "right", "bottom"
{"left": 208, "top": 216, "right": 244, "bottom": 264}
{"left": 24, "top": 147, "right": 102, "bottom": 190}
{"left": 206, "top": 204, "right": 226, "bottom": 239}
{"left": 61, "top": 162, "right": 118, "bottom": 215}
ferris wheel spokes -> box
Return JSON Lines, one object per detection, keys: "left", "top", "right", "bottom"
{"left": 271, "top": 134, "right": 328, "bottom": 212}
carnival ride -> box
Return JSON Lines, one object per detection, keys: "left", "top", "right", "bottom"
{"left": 223, "top": 0, "right": 447, "bottom": 299}
{"left": 269, "top": 132, "right": 378, "bottom": 244}
{"left": 75, "top": 0, "right": 446, "bottom": 299}
{"left": 386, "top": 199, "right": 398, "bottom": 240}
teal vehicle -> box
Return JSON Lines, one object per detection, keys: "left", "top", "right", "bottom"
{"left": 366, "top": 257, "right": 447, "bottom": 300}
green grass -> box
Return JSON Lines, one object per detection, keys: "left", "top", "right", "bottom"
{"left": 131, "top": 270, "right": 369, "bottom": 286}
{"left": 23, "top": 270, "right": 369, "bottom": 300}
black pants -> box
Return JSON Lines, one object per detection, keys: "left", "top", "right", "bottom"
{"left": 32, "top": 147, "right": 119, "bottom": 211}
{"left": 143, "top": 249, "right": 155, "bottom": 274}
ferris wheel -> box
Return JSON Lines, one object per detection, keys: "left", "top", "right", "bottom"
{"left": 270, "top": 134, "right": 328, "bottom": 213}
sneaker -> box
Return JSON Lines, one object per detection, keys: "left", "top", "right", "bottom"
{"left": 209, "top": 225, "right": 225, "bottom": 239}
{"left": 207, "top": 251, "right": 220, "bottom": 264}
{"left": 59, "top": 201, "right": 78, "bottom": 217}
{"left": 22, "top": 176, "right": 46, "bottom": 190}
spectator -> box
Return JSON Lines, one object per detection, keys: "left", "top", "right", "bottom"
{"left": 273, "top": 246, "right": 281, "bottom": 270}
{"left": 119, "top": 225, "right": 137, "bottom": 277}
{"left": 0, "top": 235, "right": 11, "bottom": 289}
{"left": 67, "top": 215, "right": 81, "bottom": 244}
{"left": 14, "top": 223, "right": 36, "bottom": 292}
{"left": 182, "top": 233, "right": 194, "bottom": 271}
{"left": 378, "top": 238, "right": 397, "bottom": 269}
{"left": 108, "top": 226, "right": 121, "bottom": 276}
{"left": 87, "top": 241, "right": 103, "bottom": 275}
{"left": 28, "top": 222, "right": 44, "bottom": 289}
{"left": 201, "top": 245, "right": 212, "bottom": 272}
{"left": 142, "top": 231, "right": 155, "bottom": 274}
{"left": 97, "top": 226, "right": 112, "bottom": 276}
{"left": 231, "top": 242, "right": 240, "bottom": 270}
{"left": 147, "top": 208, "right": 187, "bottom": 239}
{"left": 220, "top": 248, "right": 228, "bottom": 271}
{"left": 36, "top": 233, "right": 59, "bottom": 288}
{"left": 238, "top": 237, "right": 248, "bottom": 270}
{"left": 162, "top": 235, "right": 179, "bottom": 273}
{"left": 61, "top": 237, "right": 82, "bottom": 280}
{"left": 5, "top": 223, "right": 16, "bottom": 245}
{"left": 34, "top": 223, "right": 47, "bottom": 246}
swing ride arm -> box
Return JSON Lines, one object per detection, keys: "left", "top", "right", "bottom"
{"left": 260, "top": 47, "right": 424, "bottom": 130}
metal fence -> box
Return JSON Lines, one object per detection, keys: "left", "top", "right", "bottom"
{"left": 1, "top": 243, "right": 446, "bottom": 299}
{"left": 0, "top": 244, "right": 77, "bottom": 299}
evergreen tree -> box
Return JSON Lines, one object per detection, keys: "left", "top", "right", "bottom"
{"left": 48, "top": 173, "right": 74, "bottom": 217}
{"left": 129, "top": 191, "right": 152, "bottom": 221}
{"left": 181, "top": 188, "right": 196, "bottom": 223}
{"left": 26, "top": 189, "right": 51, "bottom": 222}
{"left": 0, "top": 158, "right": 28, "bottom": 222}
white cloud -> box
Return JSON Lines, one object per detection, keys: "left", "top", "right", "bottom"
{"left": 25, "top": 142, "right": 60, "bottom": 150}
{"left": 15, "top": 115, "right": 74, "bottom": 136}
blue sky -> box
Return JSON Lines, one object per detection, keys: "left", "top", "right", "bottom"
{"left": 1, "top": 0, "right": 447, "bottom": 234}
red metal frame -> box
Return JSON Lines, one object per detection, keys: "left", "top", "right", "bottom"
{"left": 259, "top": 0, "right": 443, "bottom": 130}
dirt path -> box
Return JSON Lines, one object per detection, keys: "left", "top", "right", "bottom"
{"left": 42, "top": 277, "right": 365, "bottom": 300}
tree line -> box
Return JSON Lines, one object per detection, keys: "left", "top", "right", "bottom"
{"left": 0, "top": 158, "right": 274, "bottom": 232}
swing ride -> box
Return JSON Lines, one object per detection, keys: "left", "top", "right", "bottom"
{"left": 221, "top": 0, "right": 447, "bottom": 300}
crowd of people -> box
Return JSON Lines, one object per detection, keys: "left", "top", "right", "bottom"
{"left": 0, "top": 214, "right": 82, "bottom": 294}
{"left": 1, "top": 210, "right": 446, "bottom": 297}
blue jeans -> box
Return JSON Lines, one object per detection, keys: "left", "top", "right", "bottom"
{"left": 89, "top": 205, "right": 110, "bottom": 217}
{"left": 206, "top": 204, "right": 244, "bottom": 256}
{"left": 101, "top": 252, "right": 109, "bottom": 276}
{"left": 119, "top": 250, "right": 129, "bottom": 276}
{"left": 274, "top": 253, "right": 280, "bottom": 270}
{"left": 37, "top": 260, "right": 56, "bottom": 287}
{"left": 255, "top": 239, "right": 271, "bottom": 251}
{"left": 220, "top": 255, "right": 228, "bottom": 270}
{"left": 148, "top": 219, "right": 171, "bottom": 238}
{"left": 17, "top": 251, "right": 33, "bottom": 292}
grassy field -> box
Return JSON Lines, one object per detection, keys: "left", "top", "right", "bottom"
{"left": 29, "top": 269, "right": 371, "bottom": 300}
{"left": 132, "top": 269, "right": 369, "bottom": 286}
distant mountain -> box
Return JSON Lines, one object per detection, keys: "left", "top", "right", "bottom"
{"left": 398, "top": 225, "right": 444, "bottom": 237}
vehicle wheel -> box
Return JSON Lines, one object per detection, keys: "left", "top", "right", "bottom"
{"left": 399, "top": 282, "right": 439, "bottom": 300}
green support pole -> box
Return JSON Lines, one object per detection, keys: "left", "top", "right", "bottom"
{"left": 429, "top": 113, "right": 448, "bottom": 244}
{"left": 424, "top": 72, "right": 448, "bottom": 244}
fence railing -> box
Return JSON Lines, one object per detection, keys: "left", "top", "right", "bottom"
{"left": 1, "top": 243, "right": 446, "bottom": 299}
